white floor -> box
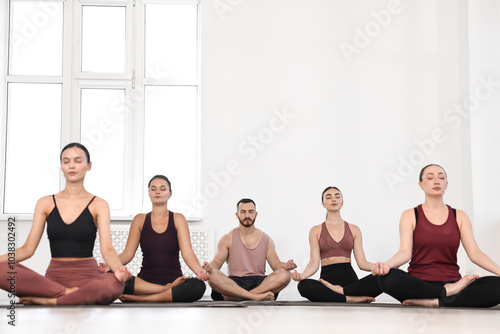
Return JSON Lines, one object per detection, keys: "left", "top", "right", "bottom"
{"left": 2, "top": 301, "right": 499, "bottom": 334}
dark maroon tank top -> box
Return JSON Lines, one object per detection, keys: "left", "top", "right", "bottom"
{"left": 408, "top": 204, "right": 461, "bottom": 281}
{"left": 138, "top": 211, "right": 183, "bottom": 282}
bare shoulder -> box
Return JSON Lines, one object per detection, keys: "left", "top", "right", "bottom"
{"left": 35, "top": 195, "right": 56, "bottom": 214}
{"left": 37, "top": 194, "right": 54, "bottom": 206}
{"left": 455, "top": 208, "right": 468, "bottom": 219}
{"left": 401, "top": 208, "right": 416, "bottom": 221}
{"left": 454, "top": 208, "right": 470, "bottom": 229}
{"left": 131, "top": 212, "right": 147, "bottom": 228}
{"left": 173, "top": 212, "right": 188, "bottom": 225}
{"left": 219, "top": 230, "right": 234, "bottom": 246}
{"left": 347, "top": 223, "right": 361, "bottom": 235}
{"left": 400, "top": 208, "right": 417, "bottom": 229}
{"left": 90, "top": 196, "right": 109, "bottom": 209}
{"left": 309, "top": 224, "right": 322, "bottom": 237}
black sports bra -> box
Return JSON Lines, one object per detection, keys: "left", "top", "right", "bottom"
{"left": 46, "top": 195, "right": 97, "bottom": 258}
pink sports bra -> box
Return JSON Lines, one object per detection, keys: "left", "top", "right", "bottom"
{"left": 318, "top": 221, "right": 353, "bottom": 259}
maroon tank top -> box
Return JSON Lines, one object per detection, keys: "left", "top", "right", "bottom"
{"left": 319, "top": 221, "right": 353, "bottom": 259}
{"left": 408, "top": 205, "right": 461, "bottom": 281}
{"left": 138, "top": 211, "right": 183, "bottom": 282}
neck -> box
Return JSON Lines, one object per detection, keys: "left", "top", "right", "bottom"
{"left": 325, "top": 210, "right": 343, "bottom": 224}
{"left": 151, "top": 204, "right": 169, "bottom": 216}
{"left": 62, "top": 181, "right": 87, "bottom": 198}
{"left": 422, "top": 195, "right": 446, "bottom": 210}
{"left": 238, "top": 224, "right": 256, "bottom": 235}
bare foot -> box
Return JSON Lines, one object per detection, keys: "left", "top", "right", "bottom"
{"left": 222, "top": 291, "right": 275, "bottom": 302}
{"left": 169, "top": 276, "right": 188, "bottom": 288}
{"left": 202, "top": 262, "right": 213, "bottom": 274}
{"left": 121, "top": 286, "right": 175, "bottom": 303}
{"left": 19, "top": 297, "right": 57, "bottom": 305}
{"left": 345, "top": 296, "right": 375, "bottom": 303}
{"left": 251, "top": 291, "right": 275, "bottom": 301}
{"left": 402, "top": 298, "right": 439, "bottom": 307}
{"left": 319, "top": 279, "right": 344, "bottom": 294}
{"left": 444, "top": 275, "right": 479, "bottom": 296}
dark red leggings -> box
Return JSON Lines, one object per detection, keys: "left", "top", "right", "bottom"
{"left": 0, "top": 259, "right": 124, "bottom": 305}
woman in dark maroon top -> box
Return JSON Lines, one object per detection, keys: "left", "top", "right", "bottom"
{"left": 372, "top": 164, "right": 500, "bottom": 307}
{"left": 111, "top": 175, "right": 208, "bottom": 302}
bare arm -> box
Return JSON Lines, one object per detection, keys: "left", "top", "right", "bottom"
{"left": 175, "top": 213, "right": 208, "bottom": 280}
{"left": 292, "top": 225, "right": 320, "bottom": 281}
{"left": 94, "top": 198, "right": 131, "bottom": 282}
{"left": 458, "top": 210, "right": 500, "bottom": 276}
{"left": 372, "top": 209, "right": 414, "bottom": 275}
{"left": 208, "top": 232, "right": 231, "bottom": 270}
{"left": 116, "top": 213, "right": 145, "bottom": 266}
{"left": 267, "top": 238, "right": 297, "bottom": 272}
{"left": 0, "top": 196, "right": 51, "bottom": 263}
{"left": 350, "top": 223, "right": 375, "bottom": 271}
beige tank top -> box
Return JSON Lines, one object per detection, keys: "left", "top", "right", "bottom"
{"left": 227, "top": 228, "right": 269, "bottom": 277}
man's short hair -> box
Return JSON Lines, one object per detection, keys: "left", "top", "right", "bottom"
{"left": 237, "top": 198, "right": 256, "bottom": 210}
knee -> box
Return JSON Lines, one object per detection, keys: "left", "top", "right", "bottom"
{"left": 297, "top": 279, "right": 317, "bottom": 298}
{"left": 207, "top": 269, "right": 225, "bottom": 283}
{"left": 377, "top": 269, "right": 400, "bottom": 291}
{"left": 192, "top": 279, "right": 207, "bottom": 298}
{"left": 274, "top": 268, "right": 292, "bottom": 285}
{"left": 297, "top": 280, "right": 308, "bottom": 296}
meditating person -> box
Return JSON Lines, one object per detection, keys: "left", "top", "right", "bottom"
{"left": 372, "top": 164, "right": 500, "bottom": 307}
{"left": 0, "top": 143, "right": 130, "bottom": 305}
{"left": 115, "top": 175, "right": 208, "bottom": 302}
{"left": 292, "top": 186, "right": 381, "bottom": 303}
{"left": 203, "top": 198, "right": 297, "bottom": 301}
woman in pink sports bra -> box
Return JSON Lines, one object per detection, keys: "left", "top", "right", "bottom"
{"left": 292, "top": 186, "right": 381, "bottom": 302}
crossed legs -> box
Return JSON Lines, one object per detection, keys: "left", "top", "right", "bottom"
{"left": 204, "top": 264, "right": 291, "bottom": 301}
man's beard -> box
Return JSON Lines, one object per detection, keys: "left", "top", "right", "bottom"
{"left": 239, "top": 217, "right": 256, "bottom": 227}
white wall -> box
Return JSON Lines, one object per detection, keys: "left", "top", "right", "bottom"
{"left": 198, "top": 0, "right": 485, "bottom": 300}
{"left": 469, "top": 0, "right": 500, "bottom": 275}
{"left": 2, "top": 0, "right": 500, "bottom": 303}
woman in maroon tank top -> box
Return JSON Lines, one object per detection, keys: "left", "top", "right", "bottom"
{"left": 372, "top": 164, "right": 500, "bottom": 307}
{"left": 108, "top": 175, "right": 209, "bottom": 303}
{"left": 291, "top": 186, "right": 382, "bottom": 302}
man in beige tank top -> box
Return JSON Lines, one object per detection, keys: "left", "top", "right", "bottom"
{"left": 203, "top": 198, "right": 297, "bottom": 301}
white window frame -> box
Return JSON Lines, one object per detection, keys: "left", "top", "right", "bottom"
{"left": 0, "top": 0, "right": 201, "bottom": 221}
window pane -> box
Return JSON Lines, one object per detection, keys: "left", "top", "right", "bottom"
{"left": 145, "top": 4, "right": 197, "bottom": 81}
{"left": 9, "top": 1, "right": 63, "bottom": 76}
{"left": 81, "top": 6, "right": 126, "bottom": 74}
{"left": 81, "top": 89, "right": 125, "bottom": 210}
{"left": 4, "top": 83, "right": 62, "bottom": 214}
{"left": 143, "top": 86, "right": 197, "bottom": 213}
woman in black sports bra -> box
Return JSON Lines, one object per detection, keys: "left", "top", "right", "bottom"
{"left": 0, "top": 143, "right": 131, "bottom": 305}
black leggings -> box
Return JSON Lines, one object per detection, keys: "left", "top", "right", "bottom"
{"left": 124, "top": 276, "right": 206, "bottom": 302}
{"left": 297, "top": 263, "right": 382, "bottom": 302}
{"left": 379, "top": 269, "right": 500, "bottom": 308}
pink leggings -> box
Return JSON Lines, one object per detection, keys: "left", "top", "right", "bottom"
{"left": 0, "top": 259, "right": 124, "bottom": 305}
